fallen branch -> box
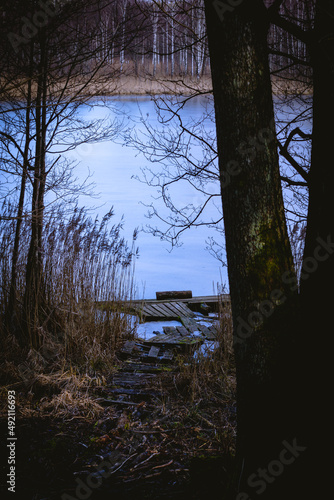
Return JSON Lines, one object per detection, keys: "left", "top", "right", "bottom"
{"left": 132, "top": 452, "right": 159, "bottom": 470}
{"left": 110, "top": 453, "right": 138, "bottom": 475}
{"left": 152, "top": 459, "right": 173, "bottom": 470}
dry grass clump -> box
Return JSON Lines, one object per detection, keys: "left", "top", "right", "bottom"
{"left": 0, "top": 203, "right": 138, "bottom": 417}
{"left": 0, "top": 361, "right": 112, "bottom": 419}
{"left": 174, "top": 297, "right": 235, "bottom": 404}
{"left": 38, "top": 390, "right": 104, "bottom": 420}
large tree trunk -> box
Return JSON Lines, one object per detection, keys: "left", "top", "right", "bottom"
{"left": 299, "top": 0, "right": 334, "bottom": 495}
{"left": 204, "top": 1, "right": 303, "bottom": 497}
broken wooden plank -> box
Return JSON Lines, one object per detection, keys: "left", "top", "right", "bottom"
{"left": 112, "top": 373, "right": 156, "bottom": 386}
{"left": 155, "top": 334, "right": 183, "bottom": 344}
{"left": 196, "top": 323, "right": 212, "bottom": 337}
{"left": 175, "top": 326, "right": 188, "bottom": 336}
{"left": 204, "top": 331, "right": 217, "bottom": 341}
{"left": 106, "top": 388, "right": 159, "bottom": 400}
{"left": 180, "top": 317, "right": 199, "bottom": 333}
{"left": 145, "top": 334, "right": 203, "bottom": 347}
{"left": 145, "top": 335, "right": 183, "bottom": 345}
{"left": 130, "top": 300, "right": 195, "bottom": 320}
{"left": 96, "top": 398, "right": 140, "bottom": 406}
{"left": 120, "top": 341, "right": 136, "bottom": 355}
{"left": 144, "top": 333, "right": 169, "bottom": 343}
{"left": 143, "top": 302, "right": 183, "bottom": 319}
{"left": 119, "top": 363, "right": 174, "bottom": 373}
{"left": 148, "top": 346, "right": 160, "bottom": 359}
{"left": 161, "top": 351, "right": 174, "bottom": 361}
{"left": 178, "top": 336, "right": 204, "bottom": 347}
{"left": 208, "top": 324, "right": 219, "bottom": 336}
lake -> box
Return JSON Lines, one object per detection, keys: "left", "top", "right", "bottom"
{"left": 68, "top": 95, "right": 226, "bottom": 300}
{"left": 1, "top": 93, "right": 311, "bottom": 300}
{"left": 65, "top": 93, "right": 312, "bottom": 300}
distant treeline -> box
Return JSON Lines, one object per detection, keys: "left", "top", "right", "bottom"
{"left": 1, "top": 0, "right": 314, "bottom": 81}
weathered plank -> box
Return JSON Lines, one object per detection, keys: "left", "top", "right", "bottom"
{"left": 156, "top": 290, "right": 192, "bottom": 300}
{"left": 107, "top": 387, "right": 159, "bottom": 399}
{"left": 148, "top": 303, "right": 173, "bottom": 317}
{"left": 204, "top": 331, "right": 217, "bottom": 341}
{"left": 142, "top": 303, "right": 168, "bottom": 318}
{"left": 146, "top": 334, "right": 183, "bottom": 345}
{"left": 178, "top": 336, "right": 204, "bottom": 347}
{"left": 169, "top": 301, "right": 194, "bottom": 318}
{"left": 135, "top": 301, "right": 195, "bottom": 320}
{"left": 145, "top": 333, "right": 203, "bottom": 347}
{"left": 137, "top": 304, "right": 156, "bottom": 318}
{"left": 159, "top": 302, "right": 182, "bottom": 318}
{"left": 179, "top": 302, "right": 197, "bottom": 317}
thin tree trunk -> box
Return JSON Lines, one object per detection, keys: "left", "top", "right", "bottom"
{"left": 171, "top": 14, "right": 174, "bottom": 77}
{"left": 152, "top": 8, "right": 157, "bottom": 76}
{"left": 24, "top": 37, "right": 48, "bottom": 347}
{"left": 6, "top": 41, "right": 34, "bottom": 337}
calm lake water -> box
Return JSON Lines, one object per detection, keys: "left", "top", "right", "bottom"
{"left": 66, "top": 93, "right": 312, "bottom": 299}
{"left": 1, "top": 92, "right": 311, "bottom": 300}
{"left": 1, "top": 94, "right": 311, "bottom": 300}
{"left": 68, "top": 96, "right": 226, "bottom": 299}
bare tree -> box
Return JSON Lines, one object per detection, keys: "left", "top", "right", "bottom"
{"left": 0, "top": 0, "right": 125, "bottom": 346}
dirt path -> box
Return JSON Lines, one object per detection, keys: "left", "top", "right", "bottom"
{"left": 0, "top": 342, "right": 236, "bottom": 499}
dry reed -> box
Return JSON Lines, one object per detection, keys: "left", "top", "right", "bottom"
{"left": 0, "top": 202, "right": 138, "bottom": 418}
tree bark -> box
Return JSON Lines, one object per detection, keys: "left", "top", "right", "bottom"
{"left": 24, "top": 35, "right": 48, "bottom": 348}
{"left": 6, "top": 41, "right": 34, "bottom": 338}
{"left": 204, "top": 1, "right": 302, "bottom": 497}
{"left": 299, "top": 0, "right": 334, "bottom": 494}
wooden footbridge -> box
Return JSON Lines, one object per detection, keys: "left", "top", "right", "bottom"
{"left": 128, "top": 291, "right": 231, "bottom": 322}
{"left": 118, "top": 291, "right": 231, "bottom": 364}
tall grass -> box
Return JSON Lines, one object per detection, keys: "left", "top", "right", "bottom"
{"left": 0, "top": 202, "right": 138, "bottom": 373}
{"left": 174, "top": 293, "right": 235, "bottom": 405}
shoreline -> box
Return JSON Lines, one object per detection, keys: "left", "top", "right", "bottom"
{"left": 1, "top": 74, "right": 312, "bottom": 101}
{"left": 84, "top": 73, "right": 313, "bottom": 97}
{"left": 85, "top": 75, "right": 313, "bottom": 97}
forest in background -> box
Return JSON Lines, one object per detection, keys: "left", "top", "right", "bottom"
{"left": 1, "top": 0, "right": 314, "bottom": 85}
